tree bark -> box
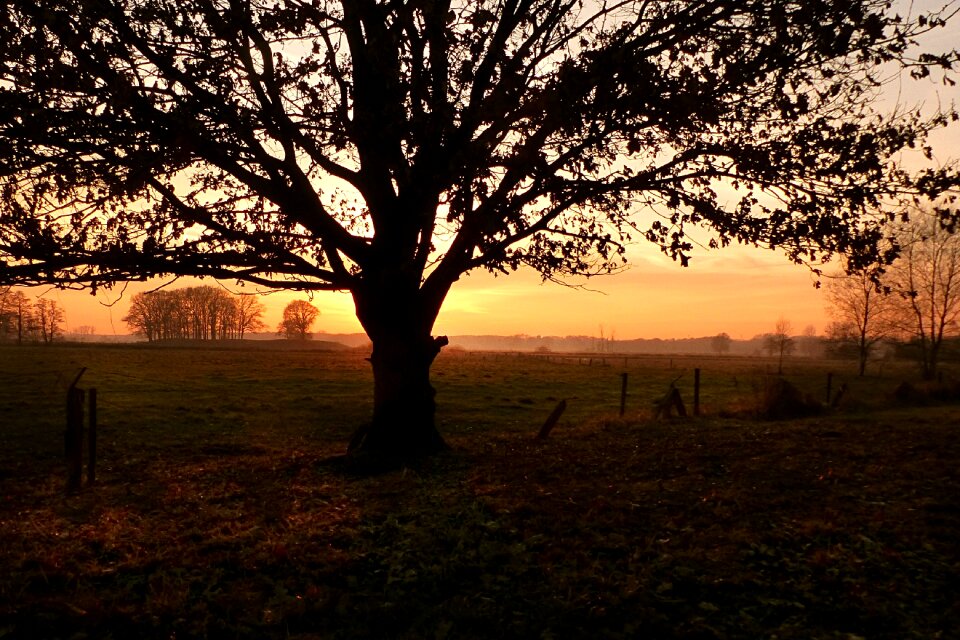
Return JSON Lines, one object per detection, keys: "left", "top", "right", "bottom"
{"left": 858, "top": 332, "right": 867, "bottom": 377}
{"left": 348, "top": 279, "right": 450, "bottom": 465}
{"left": 349, "top": 332, "right": 449, "bottom": 460}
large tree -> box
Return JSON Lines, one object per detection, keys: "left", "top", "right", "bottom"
{"left": 825, "top": 269, "right": 897, "bottom": 376}
{"left": 888, "top": 209, "right": 960, "bottom": 379}
{"left": 1, "top": 1, "right": 958, "bottom": 462}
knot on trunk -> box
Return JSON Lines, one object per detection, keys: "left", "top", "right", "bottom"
{"left": 430, "top": 335, "right": 449, "bottom": 358}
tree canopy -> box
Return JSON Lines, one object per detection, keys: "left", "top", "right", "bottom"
{"left": 2, "top": 0, "right": 958, "bottom": 291}
{"left": 1, "top": 0, "right": 958, "bottom": 460}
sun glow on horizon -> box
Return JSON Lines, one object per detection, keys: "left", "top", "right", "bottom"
{"left": 37, "top": 242, "right": 834, "bottom": 342}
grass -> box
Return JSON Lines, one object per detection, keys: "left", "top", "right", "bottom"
{"left": 0, "top": 343, "right": 957, "bottom": 638}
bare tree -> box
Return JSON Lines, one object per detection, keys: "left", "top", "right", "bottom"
{"left": 0, "top": 289, "right": 33, "bottom": 345}
{"left": 765, "top": 317, "right": 796, "bottom": 375}
{"left": 124, "top": 286, "right": 261, "bottom": 340}
{"left": 1, "top": 1, "right": 958, "bottom": 462}
{"left": 795, "top": 324, "right": 824, "bottom": 359}
{"left": 0, "top": 287, "right": 13, "bottom": 341}
{"left": 596, "top": 325, "right": 616, "bottom": 353}
{"left": 887, "top": 211, "right": 960, "bottom": 380}
{"left": 124, "top": 290, "right": 182, "bottom": 341}
{"left": 34, "top": 298, "right": 65, "bottom": 344}
{"left": 825, "top": 270, "right": 897, "bottom": 376}
{"left": 235, "top": 295, "right": 266, "bottom": 339}
{"left": 278, "top": 301, "right": 320, "bottom": 340}
{"left": 72, "top": 325, "right": 96, "bottom": 342}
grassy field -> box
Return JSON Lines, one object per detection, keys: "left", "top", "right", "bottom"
{"left": 0, "top": 343, "right": 957, "bottom": 639}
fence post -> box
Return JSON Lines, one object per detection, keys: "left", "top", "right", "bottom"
{"left": 537, "top": 400, "right": 568, "bottom": 440}
{"left": 65, "top": 387, "right": 84, "bottom": 493}
{"left": 619, "top": 373, "right": 628, "bottom": 417}
{"left": 694, "top": 368, "right": 701, "bottom": 417}
{"left": 88, "top": 388, "right": 97, "bottom": 485}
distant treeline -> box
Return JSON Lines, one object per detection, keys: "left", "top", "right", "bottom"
{"left": 0, "top": 287, "right": 65, "bottom": 345}
{"left": 438, "top": 333, "right": 960, "bottom": 367}
{"left": 445, "top": 334, "right": 823, "bottom": 356}
{"left": 123, "top": 286, "right": 265, "bottom": 341}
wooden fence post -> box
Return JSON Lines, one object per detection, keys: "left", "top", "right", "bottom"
{"left": 537, "top": 400, "right": 568, "bottom": 439}
{"left": 88, "top": 388, "right": 97, "bottom": 485}
{"left": 619, "top": 373, "right": 628, "bottom": 417}
{"left": 65, "top": 387, "right": 84, "bottom": 493}
{"left": 694, "top": 368, "right": 701, "bottom": 417}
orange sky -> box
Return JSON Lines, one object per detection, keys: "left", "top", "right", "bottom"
{"left": 38, "top": 244, "right": 830, "bottom": 340}
{"left": 22, "top": 4, "right": 960, "bottom": 341}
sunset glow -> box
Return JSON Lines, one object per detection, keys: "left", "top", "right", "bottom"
{"left": 38, "top": 244, "right": 833, "bottom": 340}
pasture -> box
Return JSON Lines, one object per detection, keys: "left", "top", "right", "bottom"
{"left": 0, "top": 343, "right": 957, "bottom": 639}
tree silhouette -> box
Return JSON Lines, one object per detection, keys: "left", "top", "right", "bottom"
{"left": 34, "top": 299, "right": 65, "bottom": 344}
{"left": 278, "top": 300, "right": 320, "bottom": 340}
{"left": 123, "top": 285, "right": 260, "bottom": 340}
{"left": 711, "top": 332, "right": 732, "bottom": 356}
{"left": 887, "top": 210, "right": 960, "bottom": 380}
{"left": 825, "top": 271, "right": 896, "bottom": 376}
{"left": 236, "top": 295, "right": 266, "bottom": 339}
{"left": 765, "top": 317, "right": 795, "bottom": 375}
{"left": 0, "top": 289, "right": 33, "bottom": 345}
{"left": 1, "top": 2, "right": 958, "bottom": 461}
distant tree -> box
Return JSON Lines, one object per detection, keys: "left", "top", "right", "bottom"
{"left": 596, "top": 325, "right": 616, "bottom": 353}
{"left": 124, "top": 290, "right": 178, "bottom": 341}
{"left": 711, "top": 332, "right": 732, "bottom": 356}
{"left": 886, "top": 211, "right": 960, "bottom": 380}
{"left": 124, "top": 286, "right": 262, "bottom": 340}
{"left": 1, "top": 1, "right": 958, "bottom": 462}
{"left": 34, "top": 299, "right": 65, "bottom": 344}
{"left": 278, "top": 301, "right": 320, "bottom": 340}
{"left": 795, "top": 324, "right": 824, "bottom": 359}
{"left": 0, "top": 289, "right": 33, "bottom": 345}
{"left": 213, "top": 293, "right": 239, "bottom": 339}
{"left": 72, "top": 325, "right": 96, "bottom": 342}
{"left": 179, "top": 286, "right": 222, "bottom": 340}
{"left": 235, "top": 296, "right": 266, "bottom": 339}
{"left": 764, "top": 317, "right": 795, "bottom": 375}
{"left": 0, "top": 287, "right": 13, "bottom": 341}
{"left": 825, "top": 271, "right": 897, "bottom": 376}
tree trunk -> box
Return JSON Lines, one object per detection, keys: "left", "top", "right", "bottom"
{"left": 922, "top": 342, "right": 940, "bottom": 381}
{"left": 348, "top": 280, "right": 451, "bottom": 466}
{"left": 349, "top": 332, "right": 449, "bottom": 461}
{"left": 858, "top": 333, "right": 868, "bottom": 377}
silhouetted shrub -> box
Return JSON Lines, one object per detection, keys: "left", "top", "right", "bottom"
{"left": 758, "top": 378, "right": 823, "bottom": 420}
